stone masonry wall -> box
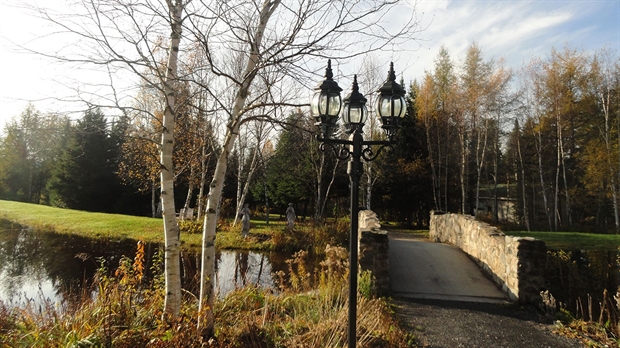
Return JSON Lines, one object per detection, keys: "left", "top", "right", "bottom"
{"left": 430, "top": 212, "right": 546, "bottom": 304}
{"left": 358, "top": 210, "right": 389, "bottom": 297}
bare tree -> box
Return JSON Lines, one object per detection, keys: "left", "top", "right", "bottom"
{"left": 485, "top": 60, "right": 514, "bottom": 223}
{"left": 232, "top": 117, "right": 272, "bottom": 226}
{"left": 521, "top": 59, "right": 554, "bottom": 230}
{"left": 594, "top": 48, "right": 620, "bottom": 233}
{"left": 460, "top": 43, "right": 492, "bottom": 216}
{"left": 25, "top": 0, "right": 191, "bottom": 320}
{"left": 358, "top": 55, "right": 387, "bottom": 210}
{"left": 23, "top": 0, "right": 422, "bottom": 334}
{"left": 185, "top": 0, "right": 422, "bottom": 335}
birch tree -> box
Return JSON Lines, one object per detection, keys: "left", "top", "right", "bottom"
{"left": 232, "top": 119, "right": 271, "bottom": 226}
{"left": 189, "top": 0, "right": 422, "bottom": 335}
{"left": 417, "top": 47, "right": 459, "bottom": 212}
{"left": 593, "top": 48, "right": 620, "bottom": 233}
{"left": 157, "top": 0, "right": 185, "bottom": 321}
{"left": 460, "top": 43, "right": 492, "bottom": 215}
{"left": 522, "top": 59, "right": 554, "bottom": 230}
{"left": 359, "top": 55, "right": 387, "bottom": 210}
{"left": 485, "top": 60, "right": 514, "bottom": 222}
{"left": 27, "top": 0, "right": 191, "bottom": 320}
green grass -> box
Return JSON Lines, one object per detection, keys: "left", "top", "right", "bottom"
{"left": 506, "top": 230, "right": 620, "bottom": 251}
{"left": 1, "top": 200, "right": 162, "bottom": 238}
{"left": 0, "top": 200, "right": 203, "bottom": 248}
{"left": 0, "top": 200, "right": 348, "bottom": 252}
{"left": 383, "top": 225, "right": 430, "bottom": 238}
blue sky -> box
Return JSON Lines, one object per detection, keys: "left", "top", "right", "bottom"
{"left": 0, "top": 0, "right": 618, "bottom": 131}
{"left": 400, "top": 0, "right": 619, "bottom": 80}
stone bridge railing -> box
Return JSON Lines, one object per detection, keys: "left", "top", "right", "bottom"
{"left": 430, "top": 212, "right": 546, "bottom": 304}
{"left": 358, "top": 210, "right": 389, "bottom": 297}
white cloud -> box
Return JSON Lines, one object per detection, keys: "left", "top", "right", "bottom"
{"left": 398, "top": 0, "right": 617, "bottom": 83}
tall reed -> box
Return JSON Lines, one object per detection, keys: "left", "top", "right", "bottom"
{"left": 0, "top": 241, "right": 414, "bottom": 347}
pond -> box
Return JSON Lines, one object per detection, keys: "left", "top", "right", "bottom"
{"left": 543, "top": 248, "right": 619, "bottom": 325}
{"left": 0, "top": 221, "right": 305, "bottom": 309}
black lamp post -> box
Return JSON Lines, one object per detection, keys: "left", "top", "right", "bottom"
{"left": 310, "top": 60, "right": 406, "bottom": 348}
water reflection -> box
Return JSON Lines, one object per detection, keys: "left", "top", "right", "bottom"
{"left": 545, "top": 248, "right": 619, "bottom": 322}
{"left": 0, "top": 221, "right": 300, "bottom": 308}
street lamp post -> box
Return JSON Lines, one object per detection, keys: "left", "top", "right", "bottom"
{"left": 310, "top": 60, "right": 406, "bottom": 348}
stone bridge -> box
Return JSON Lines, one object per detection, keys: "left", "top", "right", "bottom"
{"left": 358, "top": 210, "right": 546, "bottom": 305}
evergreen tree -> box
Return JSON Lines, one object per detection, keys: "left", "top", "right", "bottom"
{"left": 47, "top": 108, "right": 122, "bottom": 212}
{"left": 261, "top": 113, "right": 314, "bottom": 210}
{"left": 0, "top": 105, "right": 66, "bottom": 203}
{"left": 375, "top": 81, "right": 433, "bottom": 226}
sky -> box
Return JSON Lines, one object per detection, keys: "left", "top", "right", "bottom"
{"left": 0, "top": 0, "right": 618, "bottom": 132}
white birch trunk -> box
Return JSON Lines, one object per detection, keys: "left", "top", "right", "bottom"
{"left": 233, "top": 141, "right": 244, "bottom": 226}
{"left": 314, "top": 151, "right": 325, "bottom": 222}
{"left": 459, "top": 127, "right": 467, "bottom": 214}
{"left": 474, "top": 118, "right": 488, "bottom": 218}
{"left": 198, "top": 0, "right": 281, "bottom": 334}
{"left": 161, "top": 0, "right": 184, "bottom": 321}
{"left": 197, "top": 142, "right": 208, "bottom": 220}
{"left": 182, "top": 167, "right": 195, "bottom": 220}
{"left": 601, "top": 87, "right": 620, "bottom": 233}
{"left": 516, "top": 121, "right": 530, "bottom": 231}
{"left": 535, "top": 130, "right": 553, "bottom": 231}
{"left": 321, "top": 157, "right": 340, "bottom": 218}
{"left": 234, "top": 145, "right": 260, "bottom": 225}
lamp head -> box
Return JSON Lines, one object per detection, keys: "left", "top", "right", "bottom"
{"left": 310, "top": 60, "right": 342, "bottom": 138}
{"left": 341, "top": 75, "right": 368, "bottom": 134}
{"left": 376, "top": 62, "right": 407, "bottom": 139}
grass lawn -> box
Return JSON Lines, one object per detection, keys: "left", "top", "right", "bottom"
{"left": 0, "top": 199, "right": 165, "bottom": 240}
{"left": 0, "top": 200, "right": 316, "bottom": 251}
{"left": 506, "top": 230, "right": 620, "bottom": 251}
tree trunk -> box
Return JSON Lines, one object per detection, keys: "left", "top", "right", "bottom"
{"left": 314, "top": 151, "right": 325, "bottom": 222}
{"left": 557, "top": 113, "right": 572, "bottom": 228}
{"left": 365, "top": 162, "right": 373, "bottom": 210}
{"left": 264, "top": 181, "right": 270, "bottom": 224}
{"left": 535, "top": 130, "right": 553, "bottom": 231}
{"left": 197, "top": 143, "right": 208, "bottom": 220}
{"left": 319, "top": 157, "right": 340, "bottom": 220}
{"left": 425, "top": 119, "right": 440, "bottom": 211}
{"left": 474, "top": 118, "right": 489, "bottom": 219}
{"left": 182, "top": 168, "right": 195, "bottom": 220}
{"left": 601, "top": 88, "right": 620, "bottom": 233}
{"left": 516, "top": 121, "right": 530, "bottom": 231}
{"left": 459, "top": 127, "right": 467, "bottom": 214}
{"left": 233, "top": 141, "right": 245, "bottom": 226}
{"left": 160, "top": 0, "right": 184, "bottom": 321}
{"left": 152, "top": 178, "right": 157, "bottom": 218}
{"left": 198, "top": 0, "right": 281, "bottom": 335}
{"left": 234, "top": 145, "right": 260, "bottom": 225}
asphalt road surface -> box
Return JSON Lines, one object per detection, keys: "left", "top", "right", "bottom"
{"left": 389, "top": 234, "right": 508, "bottom": 303}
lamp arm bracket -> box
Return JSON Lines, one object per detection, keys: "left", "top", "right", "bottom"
{"left": 361, "top": 143, "right": 393, "bottom": 161}
{"left": 319, "top": 141, "right": 352, "bottom": 160}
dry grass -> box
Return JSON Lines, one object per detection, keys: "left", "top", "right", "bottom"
{"left": 0, "top": 241, "right": 415, "bottom": 348}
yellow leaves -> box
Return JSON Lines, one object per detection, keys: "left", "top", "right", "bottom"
{"left": 578, "top": 138, "right": 619, "bottom": 194}
{"left": 114, "top": 239, "right": 146, "bottom": 287}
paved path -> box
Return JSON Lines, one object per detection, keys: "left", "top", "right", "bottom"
{"left": 388, "top": 232, "right": 583, "bottom": 348}
{"left": 389, "top": 233, "right": 507, "bottom": 303}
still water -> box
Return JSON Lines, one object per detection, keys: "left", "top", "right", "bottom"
{"left": 0, "top": 221, "right": 298, "bottom": 308}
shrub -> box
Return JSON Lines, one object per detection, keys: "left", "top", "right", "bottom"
{"left": 179, "top": 219, "right": 202, "bottom": 234}
{"left": 3, "top": 241, "right": 415, "bottom": 347}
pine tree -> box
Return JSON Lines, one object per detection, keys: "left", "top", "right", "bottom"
{"left": 47, "top": 108, "right": 122, "bottom": 212}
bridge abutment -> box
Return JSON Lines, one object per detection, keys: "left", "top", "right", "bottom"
{"left": 358, "top": 210, "right": 390, "bottom": 297}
